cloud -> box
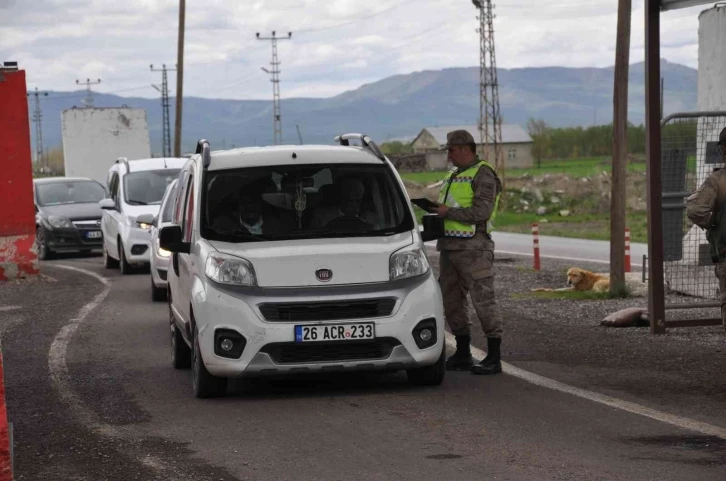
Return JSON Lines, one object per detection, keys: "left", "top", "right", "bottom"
{"left": 0, "top": 0, "right": 709, "bottom": 100}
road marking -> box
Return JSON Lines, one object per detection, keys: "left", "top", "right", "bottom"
{"left": 0, "top": 306, "right": 21, "bottom": 313}
{"left": 47, "top": 264, "right": 181, "bottom": 477}
{"left": 445, "top": 334, "right": 726, "bottom": 439}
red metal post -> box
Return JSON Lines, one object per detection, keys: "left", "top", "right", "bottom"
{"left": 0, "top": 68, "right": 38, "bottom": 281}
{"left": 532, "top": 223, "right": 541, "bottom": 271}
{"left": 625, "top": 227, "right": 632, "bottom": 273}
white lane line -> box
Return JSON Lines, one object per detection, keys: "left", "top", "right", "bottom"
{"left": 445, "top": 334, "right": 726, "bottom": 439}
{"left": 47, "top": 264, "right": 180, "bottom": 476}
{"left": 0, "top": 306, "right": 22, "bottom": 313}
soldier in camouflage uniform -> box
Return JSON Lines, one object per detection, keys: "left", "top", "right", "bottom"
{"left": 686, "top": 127, "right": 726, "bottom": 331}
{"left": 431, "top": 130, "right": 504, "bottom": 375}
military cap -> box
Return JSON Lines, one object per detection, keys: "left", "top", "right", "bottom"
{"left": 441, "top": 129, "right": 476, "bottom": 150}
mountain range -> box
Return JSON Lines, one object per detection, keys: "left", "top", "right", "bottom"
{"left": 30, "top": 59, "right": 696, "bottom": 155}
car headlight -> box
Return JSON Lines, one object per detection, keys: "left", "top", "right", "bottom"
{"left": 155, "top": 238, "right": 170, "bottom": 258}
{"left": 205, "top": 252, "right": 257, "bottom": 286}
{"left": 390, "top": 247, "right": 429, "bottom": 281}
{"left": 47, "top": 215, "right": 73, "bottom": 229}
{"left": 128, "top": 216, "right": 152, "bottom": 230}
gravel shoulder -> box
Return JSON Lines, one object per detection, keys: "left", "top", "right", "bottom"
{"left": 427, "top": 247, "right": 726, "bottom": 429}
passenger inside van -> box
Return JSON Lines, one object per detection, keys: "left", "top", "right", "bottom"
{"left": 212, "top": 179, "right": 293, "bottom": 236}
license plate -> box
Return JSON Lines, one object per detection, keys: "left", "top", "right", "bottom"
{"left": 295, "top": 323, "right": 375, "bottom": 343}
{"left": 86, "top": 231, "right": 102, "bottom": 239}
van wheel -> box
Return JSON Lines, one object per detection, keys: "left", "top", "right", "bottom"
{"left": 406, "top": 344, "right": 446, "bottom": 386}
{"left": 152, "top": 277, "right": 167, "bottom": 302}
{"left": 118, "top": 242, "right": 132, "bottom": 275}
{"left": 170, "top": 312, "right": 191, "bottom": 369}
{"left": 192, "top": 328, "right": 227, "bottom": 398}
{"left": 103, "top": 243, "right": 119, "bottom": 269}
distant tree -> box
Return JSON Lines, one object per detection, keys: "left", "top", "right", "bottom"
{"left": 527, "top": 118, "right": 550, "bottom": 168}
{"left": 381, "top": 141, "right": 413, "bottom": 155}
{"left": 46, "top": 147, "right": 65, "bottom": 175}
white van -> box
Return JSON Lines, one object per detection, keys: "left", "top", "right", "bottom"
{"left": 160, "top": 135, "right": 446, "bottom": 398}
{"left": 100, "top": 157, "right": 187, "bottom": 274}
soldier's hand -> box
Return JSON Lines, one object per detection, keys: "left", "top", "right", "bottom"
{"left": 431, "top": 204, "right": 449, "bottom": 217}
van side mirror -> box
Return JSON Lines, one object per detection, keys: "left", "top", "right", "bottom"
{"left": 421, "top": 214, "right": 444, "bottom": 242}
{"left": 99, "top": 199, "right": 116, "bottom": 210}
{"left": 159, "top": 225, "right": 190, "bottom": 254}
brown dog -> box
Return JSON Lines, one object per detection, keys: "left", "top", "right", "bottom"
{"left": 532, "top": 267, "right": 610, "bottom": 293}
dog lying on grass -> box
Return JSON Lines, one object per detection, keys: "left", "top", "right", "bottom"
{"left": 532, "top": 267, "right": 609, "bottom": 293}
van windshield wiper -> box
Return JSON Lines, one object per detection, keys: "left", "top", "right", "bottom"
{"left": 126, "top": 200, "right": 148, "bottom": 205}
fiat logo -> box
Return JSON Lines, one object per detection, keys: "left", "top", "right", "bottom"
{"left": 316, "top": 268, "right": 333, "bottom": 282}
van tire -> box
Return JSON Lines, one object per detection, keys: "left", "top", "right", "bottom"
{"left": 192, "top": 328, "right": 227, "bottom": 398}
{"left": 103, "top": 243, "right": 119, "bottom": 269}
{"left": 170, "top": 315, "right": 191, "bottom": 369}
{"left": 406, "top": 344, "right": 446, "bottom": 386}
{"left": 118, "top": 241, "right": 132, "bottom": 275}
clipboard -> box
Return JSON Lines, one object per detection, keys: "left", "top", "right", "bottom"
{"left": 411, "top": 198, "right": 439, "bottom": 213}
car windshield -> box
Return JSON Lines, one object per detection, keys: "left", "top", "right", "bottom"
{"left": 160, "top": 183, "right": 178, "bottom": 223}
{"left": 123, "top": 169, "right": 180, "bottom": 205}
{"left": 202, "top": 163, "right": 414, "bottom": 243}
{"left": 36, "top": 180, "right": 106, "bottom": 206}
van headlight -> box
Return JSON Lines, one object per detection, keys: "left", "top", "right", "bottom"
{"left": 390, "top": 247, "right": 429, "bottom": 281}
{"left": 155, "top": 238, "right": 170, "bottom": 258}
{"left": 205, "top": 252, "right": 257, "bottom": 286}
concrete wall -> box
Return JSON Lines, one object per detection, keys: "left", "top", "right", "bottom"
{"left": 61, "top": 108, "right": 152, "bottom": 185}
{"left": 697, "top": 6, "right": 726, "bottom": 112}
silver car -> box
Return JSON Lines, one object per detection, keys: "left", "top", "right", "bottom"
{"left": 138, "top": 179, "right": 179, "bottom": 301}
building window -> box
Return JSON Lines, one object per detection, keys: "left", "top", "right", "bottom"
{"left": 508, "top": 149, "right": 517, "bottom": 161}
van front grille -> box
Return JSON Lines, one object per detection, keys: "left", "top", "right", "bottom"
{"left": 261, "top": 338, "right": 399, "bottom": 364}
{"left": 258, "top": 298, "right": 396, "bottom": 322}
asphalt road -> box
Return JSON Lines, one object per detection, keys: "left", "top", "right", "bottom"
{"left": 2, "top": 254, "right": 725, "bottom": 480}
{"left": 427, "top": 232, "right": 648, "bottom": 268}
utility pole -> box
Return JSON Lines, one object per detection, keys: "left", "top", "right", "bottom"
{"left": 151, "top": 64, "right": 176, "bottom": 158}
{"left": 473, "top": 0, "right": 504, "bottom": 180}
{"left": 256, "top": 31, "right": 292, "bottom": 145}
{"left": 610, "top": 0, "right": 632, "bottom": 295}
{"left": 27, "top": 88, "right": 49, "bottom": 172}
{"left": 76, "top": 78, "right": 101, "bottom": 108}
{"left": 174, "top": 0, "right": 186, "bottom": 157}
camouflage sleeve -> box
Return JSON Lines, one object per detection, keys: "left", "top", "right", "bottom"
{"left": 446, "top": 166, "right": 501, "bottom": 225}
{"left": 686, "top": 175, "right": 719, "bottom": 228}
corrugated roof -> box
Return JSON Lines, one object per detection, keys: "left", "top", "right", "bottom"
{"left": 422, "top": 124, "right": 532, "bottom": 145}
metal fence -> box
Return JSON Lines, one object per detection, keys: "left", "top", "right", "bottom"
{"left": 660, "top": 111, "right": 726, "bottom": 327}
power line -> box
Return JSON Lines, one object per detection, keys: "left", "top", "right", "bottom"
{"left": 75, "top": 78, "right": 101, "bottom": 107}
{"left": 256, "top": 30, "right": 292, "bottom": 145}
{"left": 26, "top": 87, "right": 49, "bottom": 172}
{"left": 296, "top": 0, "right": 416, "bottom": 34}
{"left": 151, "top": 63, "right": 177, "bottom": 158}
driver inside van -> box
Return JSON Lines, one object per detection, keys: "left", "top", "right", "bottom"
{"left": 311, "top": 177, "right": 377, "bottom": 229}
{"left": 212, "top": 180, "right": 289, "bottom": 237}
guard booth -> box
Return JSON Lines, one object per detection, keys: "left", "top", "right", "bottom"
{"left": 646, "top": 1, "right": 726, "bottom": 332}
{"left": 0, "top": 62, "right": 38, "bottom": 280}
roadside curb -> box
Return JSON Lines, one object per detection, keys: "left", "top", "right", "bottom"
{"left": 0, "top": 343, "right": 13, "bottom": 480}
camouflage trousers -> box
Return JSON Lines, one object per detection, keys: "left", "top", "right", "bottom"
{"left": 716, "top": 261, "right": 726, "bottom": 329}
{"left": 438, "top": 249, "right": 503, "bottom": 339}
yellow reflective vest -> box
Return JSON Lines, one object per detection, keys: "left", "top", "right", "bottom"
{"left": 437, "top": 160, "right": 500, "bottom": 237}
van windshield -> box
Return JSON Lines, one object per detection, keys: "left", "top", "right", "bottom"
{"left": 123, "top": 169, "right": 180, "bottom": 205}
{"left": 201, "top": 163, "right": 414, "bottom": 242}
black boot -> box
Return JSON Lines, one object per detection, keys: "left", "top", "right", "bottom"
{"left": 471, "top": 337, "right": 502, "bottom": 375}
{"left": 446, "top": 335, "right": 474, "bottom": 371}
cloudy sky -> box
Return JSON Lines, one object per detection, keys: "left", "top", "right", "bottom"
{"left": 0, "top": 0, "right": 710, "bottom": 101}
